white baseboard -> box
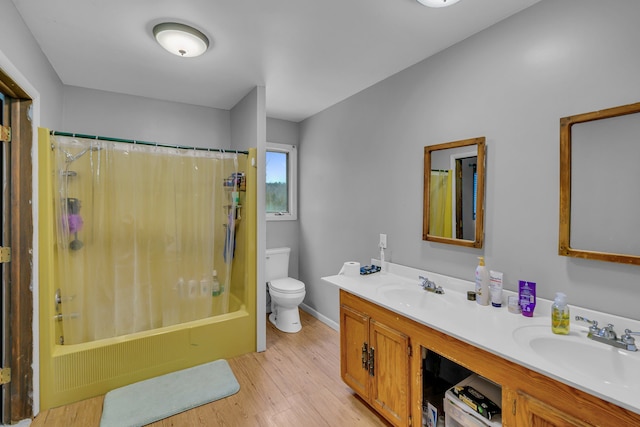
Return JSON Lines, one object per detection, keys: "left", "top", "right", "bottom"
{"left": 300, "top": 303, "right": 339, "bottom": 331}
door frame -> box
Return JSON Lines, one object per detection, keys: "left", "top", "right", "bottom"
{"left": 0, "top": 67, "right": 34, "bottom": 424}
{"left": 448, "top": 150, "right": 477, "bottom": 241}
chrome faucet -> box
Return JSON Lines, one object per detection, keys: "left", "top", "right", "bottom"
{"left": 418, "top": 276, "right": 444, "bottom": 294}
{"left": 621, "top": 329, "right": 640, "bottom": 352}
{"left": 575, "top": 316, "right": 638, "bottom": 352}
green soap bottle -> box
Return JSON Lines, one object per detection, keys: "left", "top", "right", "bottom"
{"left": 211, "top": 270, "right": 221, "bottom": 297}
{"left": 551, "top": 292, "right": 570, "bottom": 335}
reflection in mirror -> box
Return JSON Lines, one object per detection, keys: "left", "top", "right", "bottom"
{"left": 430, "top": 148, "right": 477, "bottom": 240}
{"left": 423, "top": 137, "right": 486, "bottom": 248}
{"left": 559, "top": 102, "right": 640, "bottom": 265}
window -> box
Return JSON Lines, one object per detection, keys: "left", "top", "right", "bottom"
{"left": 266, "top": 142, "right": 297, "bottom": 221}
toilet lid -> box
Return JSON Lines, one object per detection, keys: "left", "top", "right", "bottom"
{"left": 269, "top": 278, "right": 305, "bottom": 294}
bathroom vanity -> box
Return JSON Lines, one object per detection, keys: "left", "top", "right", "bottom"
{"left": 323, "top": 263, "right": 640, "bottom": 427}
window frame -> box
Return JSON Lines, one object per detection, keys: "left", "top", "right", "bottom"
{"left": 266, "top": 142, "right": 297, "bottom": 221}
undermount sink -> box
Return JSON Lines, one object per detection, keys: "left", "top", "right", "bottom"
{"left": 376, "top": 282, "right": 451, "bottom": 310}
{"left": 513, "top": 325, "right": 640, "bottom": 391}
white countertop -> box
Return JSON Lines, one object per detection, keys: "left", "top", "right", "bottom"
{"left": 322, "top": 261, "right": 640, "bottom": 415}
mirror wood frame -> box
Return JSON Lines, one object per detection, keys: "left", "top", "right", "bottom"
{"left": 559, "top": 101, "right": 640, "bottom": 265}
{"left": 423, "top": 136, "right": 486, "bottom": 248}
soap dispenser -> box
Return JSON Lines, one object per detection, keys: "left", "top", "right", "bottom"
{"left": 475, "top": 257, "right": 490, "bottom": 306}
{"left": 551, "top": 292, "right": 570, "bottom": 335}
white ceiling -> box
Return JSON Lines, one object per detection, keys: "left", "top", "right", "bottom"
{"left": 13, "top": 0, "right": 540, "bottom": 122}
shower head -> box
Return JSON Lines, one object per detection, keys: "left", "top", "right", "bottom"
{"left": 64, "top": 145, "right": 102, "bottom": 163}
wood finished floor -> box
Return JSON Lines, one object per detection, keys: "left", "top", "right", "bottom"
{"left": 31, "top": 311, "right": 392, "bottom": 426}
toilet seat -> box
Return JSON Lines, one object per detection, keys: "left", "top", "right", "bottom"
{"left": 269, "top": 278, "right": 305, "bottom": 294}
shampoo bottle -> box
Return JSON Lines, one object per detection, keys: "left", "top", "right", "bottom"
{"left": 475, "top": 257, "right": 490, "bottom": 306}
{"left": 211, "top": 270, "right": 222, "bottom": 314}
{"left": 551, "top": 292, "right": 570, "bottom": 334}
{"left": 211, "top": 270, "right": 221, "bottom": 297}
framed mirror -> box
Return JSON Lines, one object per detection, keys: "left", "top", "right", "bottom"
{"left": 559, "top": 102, "right": 640, "bottom": 265}
{"left": 423, "top": 137, "right": 486, "bottom": 248}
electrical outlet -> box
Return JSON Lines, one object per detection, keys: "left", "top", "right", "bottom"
{"left": 379, "top": 233, "right": 387, "bottom": 249}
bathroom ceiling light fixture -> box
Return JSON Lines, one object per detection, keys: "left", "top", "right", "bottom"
{"left": 416, "top": 0, "right": 461, "bottom": 7}
{"left": 153, "top": 22, "right": 209, "bottom": 57}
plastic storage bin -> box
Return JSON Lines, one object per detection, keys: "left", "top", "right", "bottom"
{"left": 444, "top": 374, "right": 502, "bottom": 427}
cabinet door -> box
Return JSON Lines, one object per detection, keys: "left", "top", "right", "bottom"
{"left": 515, "top": 391, "right": 593, "bottom": 427}
{"left": 369, "top": 319, "right": 411, "bottom": 427}
{"left": 340, "top": 304, "right": 370, "bottom": 399}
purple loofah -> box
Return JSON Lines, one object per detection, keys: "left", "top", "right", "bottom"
{"left": 68, "top": 214, "right": 84, "bottom": 234}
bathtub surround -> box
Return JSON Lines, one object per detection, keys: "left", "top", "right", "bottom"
{"left": 99, "top": 359, "right": 239, "bottom": 427}
{"left": 38, "top": 130, "right": 258, "bottom": 409}
{"left": 51, "top": 134, "right": 245, "bottom": 344}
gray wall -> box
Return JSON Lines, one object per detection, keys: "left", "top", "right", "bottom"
{"left": 230, "top": 86, "right": 268, "bottom": 351}
{"left": 0, "top": 0, "right": 63, "bottom": 127}
{"left": 62, "top": 86, "right": 230, "bottom": 148}
{"left": 299, "top": 0, "right": 640, "bottom": 324}
{"left": 231, "top": 87, "right": 263, "bottom": 152}
{"left": 266, "top": 117, "right": 300, "bottom": 279}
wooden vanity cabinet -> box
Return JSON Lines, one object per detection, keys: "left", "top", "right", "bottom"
{"left": 340, "top": 290, "right": 640, "bottom": 427}
{"left": 340, "top": 291, "right": 411, "bottom": 427}
{"left": 509, "top": 390, "right": 592, "bottom": 427}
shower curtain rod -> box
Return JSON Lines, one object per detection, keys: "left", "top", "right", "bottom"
{"left": 50, "top": 130, "right": 249, "bottom": 155}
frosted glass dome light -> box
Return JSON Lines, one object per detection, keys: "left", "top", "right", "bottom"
{"left": 416, "top": 0, "right": 461, "bottom": 7}
{"left": 153, "top": 22, "right": 209, "bottom": 58}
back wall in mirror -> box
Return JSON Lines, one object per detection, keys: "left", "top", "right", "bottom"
{"left": 559, "top": 101, "right": 640, "bottom": 265}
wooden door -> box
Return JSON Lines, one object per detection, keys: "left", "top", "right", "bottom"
{"left": 369, "top": 319, "right": 410, "bottom": 427}
{"left": 0, "top": 69, "right": 34, "bottom": 423}
{"left": 0, "top": 89, "right": 7, "bottom": 425}
{"left": 340, "top": 304, "right": 370, "bottom": 399}
{"left": 515, "top": 391, "right": 593, "bottom": 427}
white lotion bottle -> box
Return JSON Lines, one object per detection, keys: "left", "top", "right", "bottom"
{"left": 475, "top": 256, "right": 490, "bottom": 306}
{"left": 489, "top": 270, "right": 503, "bottom": 307}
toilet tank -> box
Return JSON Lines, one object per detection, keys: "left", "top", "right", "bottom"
{"left": 265, "top": 247, "right": 291, "bottom": 282}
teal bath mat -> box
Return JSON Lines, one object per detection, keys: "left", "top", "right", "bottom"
{"left": 100, "top": 359, "right": 240, "bottom": 427}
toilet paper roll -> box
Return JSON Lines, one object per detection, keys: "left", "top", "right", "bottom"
{"left": 339, "top": 261, "right": 361, "bottom": 277}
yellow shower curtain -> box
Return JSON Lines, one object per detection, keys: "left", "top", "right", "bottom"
{"left": 53, "top": 135, "right": 243, "bottom": 345}
{"left": 429, "top": 170, "right": 453, "bottom": 238}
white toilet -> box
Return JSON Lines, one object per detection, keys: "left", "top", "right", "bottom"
{"left": 266, "top": 247, "right": 306, "bottom": 333}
